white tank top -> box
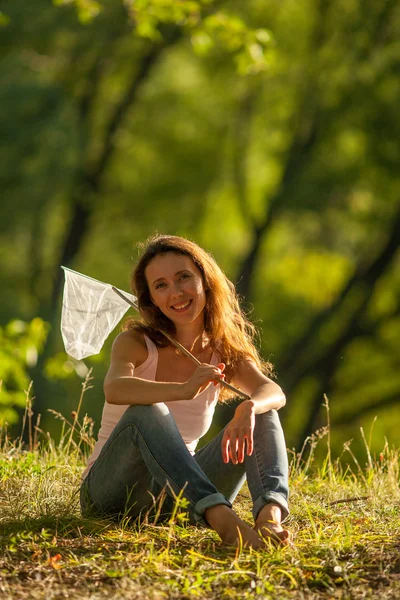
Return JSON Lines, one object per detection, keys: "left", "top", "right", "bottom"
{"left": 82, "top": 335, "right": 220, "bottom": 479}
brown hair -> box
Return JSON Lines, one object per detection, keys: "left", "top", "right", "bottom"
{"left": 123, "top": 234, "right": 273, "bottom": 396}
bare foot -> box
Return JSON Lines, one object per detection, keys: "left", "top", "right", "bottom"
{"left": 255, "top": 521, "right": 292, "bottom": 546}
{"left": 204, "top": 505, "right": 265, "bottom": 548}
{"left": 254, "top": 503, "right": 292, "bottom": 547}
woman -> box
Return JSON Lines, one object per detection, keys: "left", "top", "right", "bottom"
{"left": 80, "top": 235, "right": 290, "bottom": 548}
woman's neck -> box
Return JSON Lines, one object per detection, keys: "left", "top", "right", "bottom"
{"left": 174, "top": 325, "right": 208, "bottom": 353}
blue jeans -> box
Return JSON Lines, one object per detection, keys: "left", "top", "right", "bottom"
{"left": 80, "top": 403, "right": 289, "bottom": 526}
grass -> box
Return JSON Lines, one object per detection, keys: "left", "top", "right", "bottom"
{"left": 0, "top": 383, "right": 399, "bottom": 600}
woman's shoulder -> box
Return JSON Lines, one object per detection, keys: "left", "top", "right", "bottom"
{"left": 111, "top": 329, "right": 148, "bottom": 366}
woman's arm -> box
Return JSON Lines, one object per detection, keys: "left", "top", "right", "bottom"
{"left": 221, "top": 360, "right": 286, "bottom": 464}
{"left": 233, "top": 359, "right": 286, "bottom": 415}
{"left": 104, "top": 331, "right": 224, "bottom": 405}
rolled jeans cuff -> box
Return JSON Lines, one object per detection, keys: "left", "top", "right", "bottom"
{"left": 253, "top": 492, "right": 289, "bottom": 523}
{"left": 194, "top": 492, "right": 232, "bottom": 527}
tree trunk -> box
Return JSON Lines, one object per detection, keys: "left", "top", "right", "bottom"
{"left": 51, "top": 38, "right": 178, "bottom": 312}
{"left": 281, "top": 204, "right": 400, "bottom": 389}
{"left": 290, "top": 205, "right": 400, "bottom": 445}
{"left": 30, "top": 35, "right": 181, "bottom": 419}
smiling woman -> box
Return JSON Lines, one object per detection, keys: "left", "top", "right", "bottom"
{"left": 146, "top": 254, "right": 207, "bottom": 326}
{"left": 79, "top": 235, "right": 291, "bottom": 549}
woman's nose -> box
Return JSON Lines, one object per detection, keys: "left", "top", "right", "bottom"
{"left": 170, "top": 282, "right": 183, "bottom": 297}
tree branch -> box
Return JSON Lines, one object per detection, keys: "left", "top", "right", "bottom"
{"left": 235, "top": 104, "right": 320, "bottom": 297}
{"left": 51, "top": 33, "right": 181, "bottom": 309}
{"left": 280, "top": 203, "right": 400, "bottom": 382}
{"left": 292, "top": 235, "right": 400, "bottom": 444}
{"left": 232, "top": 87, "right": 258, "bottom": 229}
{"left": 88, "top": 33, "right": 181, "bottom": 188}
{"left": 234, "top": 0, "right": 328, "bottom": 299}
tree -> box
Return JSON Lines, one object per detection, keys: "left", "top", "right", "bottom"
{"left": 228, "top": 0, "right": 400, "bottom": 446}
{"left": 1, "top": 0, "right": 399, "bottom": 453}
{"left": 0, "top": 0, "right": 273, "bottom": 420}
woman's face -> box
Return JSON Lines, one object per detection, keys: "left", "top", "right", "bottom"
{"left": 145, "top": 252, "right": 207, "bottom": 327}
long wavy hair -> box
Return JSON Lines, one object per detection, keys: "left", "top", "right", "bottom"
{"left": 123, "top": 234, "right": 273, "bottom": 396}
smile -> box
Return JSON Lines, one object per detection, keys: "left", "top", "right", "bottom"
{"left": 171, "top": 300, "right": 192, "bottom": 311}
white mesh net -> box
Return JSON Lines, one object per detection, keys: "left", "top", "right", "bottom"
{"left": 61, "top": 267, "right": 137, "bottom": 360}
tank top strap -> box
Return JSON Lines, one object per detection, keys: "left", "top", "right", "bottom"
{"left": 134, "top": 334, "right": 158, "bottom": 379}
{"left": 210, "top": 351, "right": 218, "bottom": 366}
{"left": 210, "top": 342, "right": 222, "bottom": 366}
{"left": 143, "top": 333, "right": 158, "bottom": 357}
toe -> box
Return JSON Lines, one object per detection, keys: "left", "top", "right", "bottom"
{"left": 255, "top": 523, "right": 293, "bottom": 547}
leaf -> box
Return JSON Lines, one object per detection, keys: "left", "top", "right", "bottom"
{"left": 0, "top": 11, "right": 11, "bottom": 27}
{"left": 76, "top": 0, "right": 102, "bottom": 23}
{"left": 48, "top": 554, "right": 63, "bottom": 569}
{"left": 191, "top": 31, "right": 213, "bottom": 56}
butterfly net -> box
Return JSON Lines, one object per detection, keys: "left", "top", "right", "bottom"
{"left": 61, "top": 267, "right": 137, "bottom": 360}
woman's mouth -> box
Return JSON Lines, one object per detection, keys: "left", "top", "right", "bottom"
{"left": 171, "top": 299, "right": 192, "bottom": 312}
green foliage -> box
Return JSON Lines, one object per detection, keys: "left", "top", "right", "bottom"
{"left": 44, "top": 350, "right": 103, "bottom": 380}
{"left": 0, "top": 11, "right": 10, "bottom": 27}
{"left": 0, "top": 319, "right": 49, "bottom": 425}
{"left": 191, "top": 13, "right": 273, "bottom": 74}
{"left": 126, "top": 0, "right": 204, "bottom": 39}
{"left": 0, "top": 0, "right": 399, "bottom": 445}
{"left": 53, "top": 0, "right": 102, "bottom": 23}
{"left": 56, "top": 0, "right": 274, "bottom": 74}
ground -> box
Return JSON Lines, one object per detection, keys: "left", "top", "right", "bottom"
{"left": 0, "top": 407, "right": 399, "bottom": 599}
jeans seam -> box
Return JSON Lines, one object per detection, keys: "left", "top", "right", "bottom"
{"left": 249, "top": 413, "right": 289, "bottom": 511}
{"left": 252, "top": 425, "right": 266, "bottom": 496}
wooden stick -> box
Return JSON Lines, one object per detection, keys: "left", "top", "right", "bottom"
{"left": 112, "top": 286, "right": 251, "bottom": 400}
{"left": 329, "top": 496, "right": 369, "bottom": 506}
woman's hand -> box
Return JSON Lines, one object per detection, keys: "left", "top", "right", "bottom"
{"left": 221, "top": 400, "right": 255, "bottom": 464}
{"left": 183, "top": 363, "right": 225, "bottom": 399}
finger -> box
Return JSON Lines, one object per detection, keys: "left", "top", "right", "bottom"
{"left": 213, "top": 373, "right": 225, "bottom": 386}
{"left": 221, "top": 436, "right": 230, "bottom": 464}
{"left": 229, "top": 438, "right": 238, "bottom": 465}
{"left": 212, "top": 365, "right": 225, "bottom": 384}
{"left": 237, "top": 436, "right": 246, "bottom": 463}
{"left": 246, "top": 430, "right": 254, "bottom": 456}
{"left": 206, "top": 365, "right": 221, "bottom": 377}
{"left": 200, "top": 367, "right": 222, "bottom": 386}
{"left": 200, "top": 363, "right": 223, "bottom": 373}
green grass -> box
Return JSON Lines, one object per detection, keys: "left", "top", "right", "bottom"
{"left": 1, "top": 387, "right": 399, "bottom": 599}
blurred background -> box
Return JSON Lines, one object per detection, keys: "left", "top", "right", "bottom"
{"left": 1, "top": 0, "right": 399, "bottom": 461}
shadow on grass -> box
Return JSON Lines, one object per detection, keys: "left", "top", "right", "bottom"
{"left": 0, "top": 514, "right": 124, "bottom": 543}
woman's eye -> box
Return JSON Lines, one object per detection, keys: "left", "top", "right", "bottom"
{"left": 179, "top": 273, "right": 190, "bottom": 281}
{"left": 155, "top": 282, "right": 166, "bottom": 289}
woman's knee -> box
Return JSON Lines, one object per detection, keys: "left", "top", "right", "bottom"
{"left": 120, "top": 403, "right": 171, "bottom": 430}
{"left": 254, "top": 409, "right": 283, "bottom": 434}
{"left": 255, "top": 409, "right": 279, "bottom": 423}
{"left": 124, "top": 402, "right": 169, "bottom": 420}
